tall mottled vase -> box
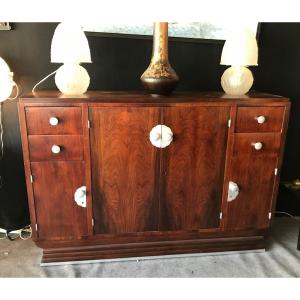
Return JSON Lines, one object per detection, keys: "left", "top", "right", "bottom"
{"left": 140, "top": 22, "right": 179, "bottom": 96}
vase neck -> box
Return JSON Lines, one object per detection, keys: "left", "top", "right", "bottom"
{"left": 152, "top": 22, "right": 169, "bottom": 62}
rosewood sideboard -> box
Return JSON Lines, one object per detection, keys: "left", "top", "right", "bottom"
{"left": 18, "top": 91, "right": 290, "bottom": 264}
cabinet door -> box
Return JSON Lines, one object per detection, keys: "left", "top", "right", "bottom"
{"left": 31, "top": 161, "right": 88, "bottom": 240}
{"left": 161, "top": 106, "right": 230, "bottom": 230}
{"left": 90, "top": 107, "right": 160, "bottom": 234}
{"left": 226, "top": 133, "right": 281, "bottom": 230}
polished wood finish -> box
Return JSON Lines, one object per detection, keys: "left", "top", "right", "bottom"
{"left": 82, "top": 104, "right": 94, "bottom": 236}
{"left": 21, "top": 91, "right": 288, "bottom": 104}
{"left": 28, "top": 135, "right": 83, "bottom": 161}
{"left": 18, "top": 91, "right": 290, "bottom": 264}
{"left": 161, "top": 106, "right": 229, "bottom": 230}
{"left": 31, "top": 161, "right": 88, "bottom": 240}
{"left": 40, "top": 235, "right": 266, "bottom": 263}
{"left": 236, "top": 106, "right": 285, "bottom": 133}
{"left": 226, "top": 133, "right": 281, "bottom": 230}
{"left": 25, "top": 107, "right": 82, "bottom": 135}
{"left": 90, "top": 107, "right": 160, "bottom": 234}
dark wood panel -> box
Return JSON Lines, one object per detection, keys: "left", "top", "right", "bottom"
{"left": 269, "top": 105, "right": 291, "bottom": 218}
{"left": 161, "top": 106, "right": 230, "bottom": 230}
{"left": 25, "top": 107, "right": 82, "bottom": 135}
{"left": 31, "top": 161, "right": 88, "bottom": 240}
{"left": 226, "top": 133, "right": 281, "bottom": 230}
{"left": 28, "top": 135, "right": 83, "bottom": 161}
{"left": 18, "top": 92, "right": 290, "bottom": 264}
{"left": 40, "top": 235, "right": 266, "bottom": 263}
{"left": 90, "top": 106, "right": 160, "bottom": 234}
{"left": 236, "top": 106, "right": 285, "bottom": 132}
{"left": 37, "top": 227, "right": 267, "bottom": 248}
{"left": 18, "top": 103, "right": 38, "bottom": 239}
{"left": 21, "top": 91, "right": 288, "bottom": 104}
{"left": 82, "top": 104, "right": 94, "bottom": 236}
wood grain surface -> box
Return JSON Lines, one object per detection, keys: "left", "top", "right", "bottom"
{"left": 28, "top": 135, "right": 83, "bottom": 161}
{"left": 226, "top": 132, "right": 281, "bottom": 230}
{"left": 25, "top": 107, "right": 82, "bottom": 135}
{"left": 236, "top": 106, "right": 285, "bottom": 133}
{"left": 31, "top": 161, "right": 88, "bottom": 240}
{"left": 90, "top": 106, "right": 161, "bottom": 234}
{"left": 160, "top": 106, "right": 230, "bottom": 230}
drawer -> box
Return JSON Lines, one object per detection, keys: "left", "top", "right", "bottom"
{"left": 25, "top": 107, "right": 82, "bottom": 135}
{"left": 235, "top": 106, "right": 285, "bottom": 132}
{"left": 233, "top": 133, "right": 281, "bottom": 156}
{"left": 28, "top": 135, "right": 83, "bottom": 161}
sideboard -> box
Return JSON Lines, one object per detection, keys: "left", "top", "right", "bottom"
{"left": 18, "top": 91, "right": 290, "bottom": 264}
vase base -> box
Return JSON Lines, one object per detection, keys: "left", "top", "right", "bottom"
{"left": 141, "top": 77, "right": 178, "bottom": 96}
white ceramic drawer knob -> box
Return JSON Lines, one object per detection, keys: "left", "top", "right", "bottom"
{"left": 49, "top": 117, "right": 59, "bottom": 126}
{"left": 51, "top": 145, "right": 61, "bottom": 154}
{"left": 252, "top": 142, "right": 263, "bottom": 150}
{"left": 228, "top": 181, "right": 239, "bottom": 202}
{"left": 149, "top": 125, "right": 173, "bottom": 148}
{"left": 74, "top": 186, "right": 86, "bottom": 208}
{"left": 255, "top": 116, "right": 266, "bottom": 124}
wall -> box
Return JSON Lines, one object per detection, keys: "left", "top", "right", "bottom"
{"left": 0, "top": 23, "right": 226, "bottom": 230}
{"left": 254, "top": 23, "right": 300, "bottom": 182}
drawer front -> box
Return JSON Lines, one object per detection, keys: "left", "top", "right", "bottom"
{"left": 233, "top": 133, "right": 281, "bottom": 156}
{"left": 25, "top": 107, "right": 82, "bottom": 135}
{"left": 28, "top": 135, "right": 83, "bottom": 161}
{"left": 236, "top": 106, "right": 285, "bottom": 133}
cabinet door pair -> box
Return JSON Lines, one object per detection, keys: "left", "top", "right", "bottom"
{"left": 90, "top": 106, "right": 229, "bottom": 234}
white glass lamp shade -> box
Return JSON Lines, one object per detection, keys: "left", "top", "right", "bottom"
{"left": 220, "top": 27, "right": 258, "bottom": 67}
{"left": 0, "top": 57, "right": 15, "bottom": 102}
{"left": 51, "top": 23, "right": 92, "bottom": 63}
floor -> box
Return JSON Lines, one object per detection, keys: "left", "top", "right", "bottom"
{"left": 0, "top": 217, "right": 299, "bottom": 277}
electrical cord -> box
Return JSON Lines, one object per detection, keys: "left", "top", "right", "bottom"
{"left": 275, "top": 211, "right": 300, "bottom": 221}
{"left": 8, "top": 82, "right": 19, "bottom": 100}
{"left": 32, "top": 69, "right": 58, "bottom": 93}
{"left": 0, "top": 225, "right": 32, "bottom": 241}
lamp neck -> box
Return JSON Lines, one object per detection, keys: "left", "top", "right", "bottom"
{"left": 62, "top": 62, "right": 81, "bottom": 66}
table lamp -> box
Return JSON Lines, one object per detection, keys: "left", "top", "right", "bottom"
{"left": 220, "top": 27, "right": 258, "bottom": 95}
{"left": 0, "top": 56, "right": 18, "bottom": 161}
{"left": 0, "top": 57, "right": 16, "bottom": 102}
{"left": 51, "top": 23, "right": 92, "bottom": 95}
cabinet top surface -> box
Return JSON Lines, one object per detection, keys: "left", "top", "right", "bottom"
{"left": 20, "top": 90, "right": 289, "bottom": 105}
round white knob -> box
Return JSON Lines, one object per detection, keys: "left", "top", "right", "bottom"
{"left": 149, "top": 125, "right": 173, "bottom": 148}
{"left": 252, "top": 142, "right": 263, "bottom": 150}
{"left": 49, "top": 117, "right": 59, "bottom": 126}
{"left": 228, "top": 181, "right": 239, "bottom": 202}
{"left": 51, "top": 145, "right": 61, "bottom": 154}
{"left": 74, "top": 186, "right": 87, "bottom": 208}
{"left": 255, "top": 116, "right": 266, "bottom": 124}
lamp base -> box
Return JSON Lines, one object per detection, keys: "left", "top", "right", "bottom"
{"left": 221, "top": 66, "right": 253, "bottom": 96}
{"left": 55, "top": 63, "right": 90, "bottom": 96}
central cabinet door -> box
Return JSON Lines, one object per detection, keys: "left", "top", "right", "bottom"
{"left": 160, "top": 106, "right": 230, "bottom": 230}
{"left": 90, "top": 106, "right": 160, "bottom": 234}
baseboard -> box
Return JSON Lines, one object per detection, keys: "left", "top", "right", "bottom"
{"left": 40, "top": 235, "right": 266, "bottom": 264}
{"left": 41, "top": 249, "right": 265, "bottom": 266}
